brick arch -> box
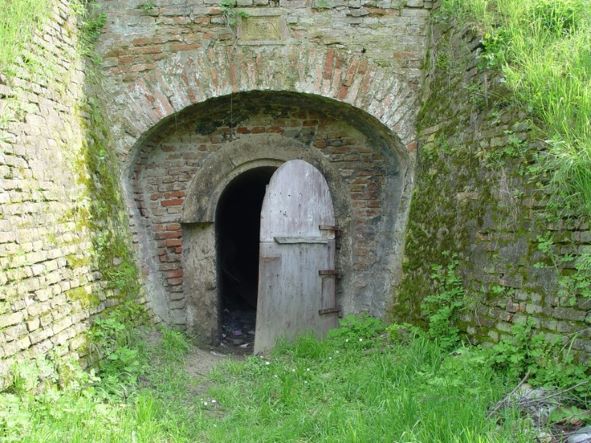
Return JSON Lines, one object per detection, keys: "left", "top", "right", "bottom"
{"left": 116, "top": 45, "right": 418, "bottom": 174}
{"left": 123, "top": 60, "right": 417, "bottom": 329}
{"left": 176, "top": 91, "right": 407, "bottom": 223}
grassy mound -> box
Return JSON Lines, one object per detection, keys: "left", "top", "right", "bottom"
{"left": 438, "top": 0, "right": 591, "bottom": 216}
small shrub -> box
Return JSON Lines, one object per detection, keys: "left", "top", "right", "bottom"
{"left": 386, "top": 322, "right": 425, "bottom": 344}
{"left": 139, "top": 1, "right": 157, "bottom": 13}
{"left": 88, "top": 302, "right": 149, "bottom": 395}
{"left": 219, "top": 0, "right": 248, "bottom": 28}
{"left": 0, "top": 393, "right": 31, "bottom": 442}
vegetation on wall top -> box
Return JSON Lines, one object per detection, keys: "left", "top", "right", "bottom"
{"left": 437, "top": 0, "right": 591, "bottom": 218}
{"left": 0, "top": 0, "right": 50, "bottom": 75}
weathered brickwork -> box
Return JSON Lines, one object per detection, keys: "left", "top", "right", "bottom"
{"left": 133, "top": 93, "right": 402, "bottom": 330}
{"left": 95, "top": 0, "right": 432, "bottom": 327}
{"left": 0, "top": 0, "right": 139, "bottom": 384}
{"left": 397, "top": 19, "right": 591, "bottom": 356}
{"left": 2, "top": 0, "right": 589, "bottom": 373}
{"left": 96, "top": 0, "right": 433, "bottom": 160}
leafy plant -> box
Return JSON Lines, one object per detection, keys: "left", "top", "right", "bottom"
{"left": 558, "top": 252, "right": 591, "bottom": 305}
{"left": 386, "top": 322, "right": 424, "bottom": 344}
{"left": 327, "top": 313, "right": 386, "bottom": 350}
{"left": 480, "top": 28, "right": 511, "bottom": 70}
{"left": 87, "top": 302, "right": 149, "bottom": 395}
{"left": 219, "top": 0, "right": 248, "bottom": 28}
{"left": 489, "top": 319, "right": 590, "bottom": 403}
{"left": 140, "top": 1, "right": 157, "bottom": 13}
{"left": 161, "top": 327, "right": 190, "bottom": 362}
{"left": 421, "top": 255, "right": 466, "bottom": 350}
{"left": 535, "top": 234, "right": 591, "bottom": 305}
{"left": 0, "top": 316, "right": 540, "bottom": 442}
{"left": 440, "top": 0, "right": 591, "bottom": 218}
{"left": 0, "top": 393, "right": 31, "bottom": 442}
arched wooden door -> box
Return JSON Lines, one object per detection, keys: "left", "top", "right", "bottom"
{"left": 254, "top": 160, "right": 338, "bottom": 353}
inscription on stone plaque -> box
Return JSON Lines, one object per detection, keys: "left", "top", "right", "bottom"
{"left": 239, "top": 16, "right": 284, "bottom": 42}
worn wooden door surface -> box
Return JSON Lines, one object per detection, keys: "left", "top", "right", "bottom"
{"left": 255, "top": 160, "right": 337, "bottom": 354}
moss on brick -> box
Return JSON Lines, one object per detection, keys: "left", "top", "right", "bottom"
{"left": 66, "top": 287, "right": 100, "bottom": 309}
{"left": 394, "top": 12, "right": 591, "bottom": 356}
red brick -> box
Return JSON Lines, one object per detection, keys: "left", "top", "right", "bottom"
{"left": 323, "top": 48, "right": 335, "bottom": 80}
{"left": 156, "top": 231, "right": 181, "bottom": 240}
{"left": 165, "top": 239, "right": 182, "bottom": 247}
{"left": 161, "top": 198, "right": 183, "bottom": 207}
{"left": 167, "top": 269, "right": 183, "bottom": 279}
{"left": 164, "top": 191, "right": 185, "bottom": 199}
{"left": 169, "top": 43, "right": 201, "bottom": 52}
{"left": 406, "top": 141, "right": 417, "bottom": 152}
{"left": 337, "top": 85, "right": 349, "bottom": 100}
{"left": 168, "top": 278, "right": 183, "bottom": 286}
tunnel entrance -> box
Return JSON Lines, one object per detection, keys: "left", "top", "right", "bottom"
{"left": 215, "top": 166, "right": 277, "bottom": 352}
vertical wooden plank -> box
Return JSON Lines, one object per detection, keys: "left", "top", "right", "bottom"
{"left": 255, "top": 160, "right": 337, "bottom": 354}
{"left": 254, "top": 244, "right": 281, "bottom": 353}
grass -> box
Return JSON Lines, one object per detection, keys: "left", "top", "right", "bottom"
{"left": 0, "top": 0, "right": 51, "bottom": 75}
{"left": 437, "top": 0, "right": 591, "bottom": 216}
{"left": 1, "top": 316, "right": 536, "bottom": 442}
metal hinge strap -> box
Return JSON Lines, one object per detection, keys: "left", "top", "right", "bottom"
{"left": 318, "top": 308, "right": 341, "bottom": 316}
{"left": 318, "top": 269, "right": 340, "bottom": 278}
{"left": 319, "top": 225, "right": 341, "bottom": 235}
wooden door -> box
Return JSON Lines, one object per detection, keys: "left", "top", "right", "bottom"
{"left": 254, "top": 160, "right": 338, "bottom": 354}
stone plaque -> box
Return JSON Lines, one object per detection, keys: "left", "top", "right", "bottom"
{"left": 239, "top": 15, "right": 284, "bottom": 42}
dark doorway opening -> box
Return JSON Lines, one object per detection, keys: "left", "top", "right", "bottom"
{"left": 215, "top": 166, "right": 276, "bottom": 352}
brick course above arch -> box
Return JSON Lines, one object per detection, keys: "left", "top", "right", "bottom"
{"left": 95, "top": 0, "right": 430, "bottom": 329}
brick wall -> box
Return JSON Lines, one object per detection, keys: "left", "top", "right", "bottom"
{"left": 396, "top": 19, "right": 591, "bottom": 356}
{"left": 132, "top": 92, "right": 402, "bottom": 328}
{"left": 96, "top": 0, "right": 432, "bottom": 159}
{"left": 0, "top": 0, "right": 138, "bottom": 384}
{"left": 94, "top": 0, "right": 433, "bottom": 323}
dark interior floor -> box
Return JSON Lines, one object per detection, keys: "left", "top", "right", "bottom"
{"left": 215, "top": 166, "right": 276, "bottom": 353}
